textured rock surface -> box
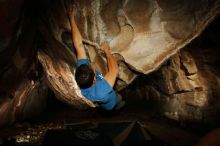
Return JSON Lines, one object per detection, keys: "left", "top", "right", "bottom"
{"left": 0, "top": 79, "right": 48, "bottom": 128}
{"left": 0, "top": 0, "right": 49, "bottom": 127}
{"left": 72, "top": 0, "right": 220, "bottom": 74}
{"left": 122, "top": 42, "right": 220, "bottom": 123}
{"left": 38, "top": 50, "right": 96, "bottom": 108}
{"left": 0, "top": 0, "right": 220, "bottom": 127}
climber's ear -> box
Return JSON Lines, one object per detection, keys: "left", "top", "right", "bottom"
{"left": 93, "top": 76, "right": 96, "bottom": 84}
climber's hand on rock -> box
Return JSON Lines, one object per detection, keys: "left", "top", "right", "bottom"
{"left": 101, "top": 42, "right": 110, "bottom": 53}
{"left": 63, "top": 5, "right": 76, "bottom": 32}
{"left": 67, "top": 5, "right": 77, "bottom": 18}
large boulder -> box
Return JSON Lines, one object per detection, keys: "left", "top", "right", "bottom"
{"left": 0, "top": 0, "right": 220, "bottom": 126}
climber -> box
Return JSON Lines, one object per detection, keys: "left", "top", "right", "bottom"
{"left": 68, "top": 7, "right": 125, "bottom": 111}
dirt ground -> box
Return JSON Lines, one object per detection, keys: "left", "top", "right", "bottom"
{"left": 0, "top": 99, "right": 209, "bottom": 146}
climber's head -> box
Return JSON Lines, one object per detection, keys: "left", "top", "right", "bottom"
{"left": 75, "top": 64, "right": 96, "bottom": 89}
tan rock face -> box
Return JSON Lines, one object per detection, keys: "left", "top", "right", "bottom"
{"left": 71, "top": 0, "right": 220, "bottom": 74}
{"left": 122, "top": 45, "right": 220, "bottom": 122}
{"left": 55, "top": 0, "right": 220, "bottom": 86}
{"left": 158, "top": 50, "right": 209, "bottom": 121}
{"left": 0, "top": 0, "right": 220, "bottom": 127}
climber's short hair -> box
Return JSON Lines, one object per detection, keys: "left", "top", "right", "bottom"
{"left": 75, "top": 64, "right": 95, "bottom": 89}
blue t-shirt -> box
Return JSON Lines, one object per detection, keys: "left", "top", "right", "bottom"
{"left": 76, "top": 59, "right": 117, "bottom": 110}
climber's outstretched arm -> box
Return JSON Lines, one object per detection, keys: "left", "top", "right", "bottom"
{"left": 68, "top": 8, "right": 86, "bottom": 60}
{"left": 101, "top": 42, "right": 119, "bottom": 87}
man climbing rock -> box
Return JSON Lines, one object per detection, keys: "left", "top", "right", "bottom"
{"left": 68, "top": 7, "right": 125, "bottom": 111}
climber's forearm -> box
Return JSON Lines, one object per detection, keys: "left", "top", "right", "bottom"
{"left": 101, "top": 42, "right": 119, "bottom": 87}
{"left": 105, "top": 50, "right": 119, "bottom": 75}
{"left": 69, "top": 12, "right": 86, "bottom": 60}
